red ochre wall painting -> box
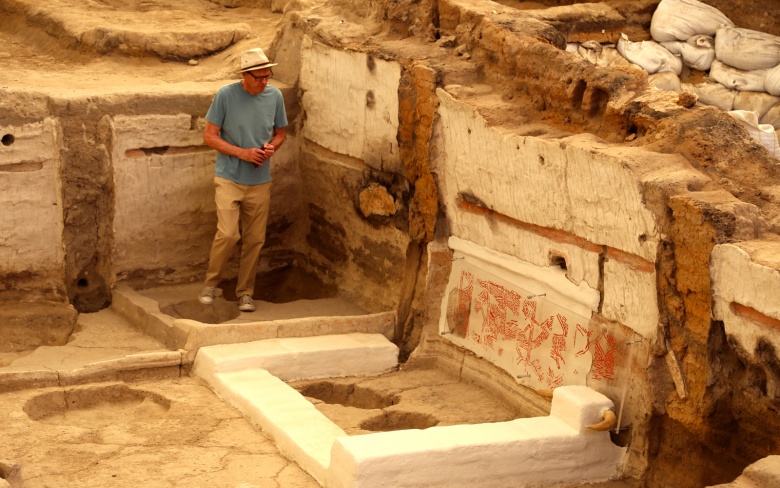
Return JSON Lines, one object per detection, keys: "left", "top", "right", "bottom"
{"left": 444, "top": 260, "right": 624, "bottom": 390}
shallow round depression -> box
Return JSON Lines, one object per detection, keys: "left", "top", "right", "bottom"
{"left": 24, "top": 383, "right": 171, "bottom": 426}
{"left": 359, "top": 410, "right": 438, "bottom": 432}
{"left": 296, "top": 381, "right": 397, "bottom": 409}
{"left": 296, "top": 381, "right": 438, "bottom": 432}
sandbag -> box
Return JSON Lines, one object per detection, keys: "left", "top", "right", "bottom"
{"left": 727, "top": 110, "right": 780, "bottom": 157}
{"left": 566, "top": 43, "right": 579, "bottom": 54}
{"left": 761, "top": 103, "right": 780, "bottom": 130}
{"left": 649, "top": 72, "right": 682, "bottom": 93}
{"left": 709, "top": 60, "right": 768, "bottom": 92}
{"left": 661, "top": 36, "right": 715, "bottom": 71}
{"left": 715, "top": 26, "right": 780, "bottom": 71}
{"left": 650, "top": 0, "right": 734, "bottom": 43}
{"left": 681, "top": 82, "right": 736, "bottom": 111}
{"left": 733, "top": 92, "right": 780, "bottom": 118}
{"left": 765, "top": 64, "right": 780, "bottom": 97}
{"left": 577, "top": 41, "right": 602, "bottom": 64}
{"left": 616, "top": 34, "right": 682, "bottom": 75}
{"left": 599, "top": 46, "right": 643, "bottom": 71}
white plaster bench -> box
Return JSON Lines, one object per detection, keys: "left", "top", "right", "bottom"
{"left": 192, "top": 334, "right": 625, "bottom": 487}
{"left": 192, "top": 333, "right": 400, "bottom": 483}
{"left": 327, "top": 385, "right": 625, "bottom": 488}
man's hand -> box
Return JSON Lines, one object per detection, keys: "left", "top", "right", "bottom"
{"left": 245, "top": 143, "right": 275, "bottom": 167}
{"left": 204, "top": 122, "right": 277, "bottom": 167}
{"left": 243, "top": 147, "right": 268, "bottom": 166}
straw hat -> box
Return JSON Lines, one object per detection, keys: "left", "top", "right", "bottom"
{"left": 239, "top": 48, "right": 277, "bottom": 72}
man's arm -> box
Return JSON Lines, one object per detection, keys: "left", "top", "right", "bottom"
{"left": 203, "top": 121, "right": 267, "bottom": 166}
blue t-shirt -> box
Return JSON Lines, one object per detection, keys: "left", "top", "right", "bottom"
{"left": 205, "top": 82, "right": 288, "bottom": 185}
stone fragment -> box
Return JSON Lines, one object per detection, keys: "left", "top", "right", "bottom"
{"left": 359, "top": 183, "right": 396, "bottom": 217}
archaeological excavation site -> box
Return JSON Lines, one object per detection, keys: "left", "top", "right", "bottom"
{"left": 2, "top": 0, "right": 780, "bottom": 486}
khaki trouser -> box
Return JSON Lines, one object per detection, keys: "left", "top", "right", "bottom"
{"left": 204, "top": 176, "right": 271, "bottom": 297}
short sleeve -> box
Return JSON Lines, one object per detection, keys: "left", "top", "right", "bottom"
{"left": 205, "top": 89, "right": 227, "bottom": 127}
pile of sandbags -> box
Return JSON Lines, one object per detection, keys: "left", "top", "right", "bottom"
{"left": 566, "top": 0, "right": 780, "bottom": 157}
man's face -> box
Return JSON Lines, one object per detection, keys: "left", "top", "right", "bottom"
{"left": 243, "top": 68, "right": 272, "bottom": 94}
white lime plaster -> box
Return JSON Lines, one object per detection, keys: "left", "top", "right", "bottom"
{"left": 446, "top": 236, "right": 600, "bottom": 319}
{"left": 300, "top": 39, "right": 402, "bottom": 173}
{"left": 192, "top": 334, "right": 398, "bottom": 483}
{"left": 194, "top": 334, "right": 625, "bottom": 488}
{"left": 711, "top": 243, "right": 780, "bottom": 354}
{"left": 192, "top": 333, "right": 399, "bottom": 382}
{"left": 328, "top": 385, "right": 625, "bottom": 488}
{"left": 204, "top": 368, "right": 347, "bottom": 484}
{"left": 109, "top": 113, "right": 215, "bottom": 275}
{"left": 601, "top": 258, "right": 659, "bottom": 339}
{"left": 0, "top": 119, "right": 63, "bottom": 275}
{"left": 436, "top": 88, "right": 659, "bottom": 261}
{"left": 451, "top": 208, "right": 602, "bottom": 289}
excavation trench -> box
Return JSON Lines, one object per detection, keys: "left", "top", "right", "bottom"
{"left": 2, "top": 0, "right": 780, "bottom": 487}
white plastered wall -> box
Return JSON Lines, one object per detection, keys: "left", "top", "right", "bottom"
{"left": 439, "top": 237, "right": 599, "bottom": 389}
{"left": 711, "top": 242, "right": 780, "bottom": 356}
{"left": 436, "top": 88, "right": 658, "bottom": 261}
{"left": 435, "top": 88, "right": 661, "bottom": 341}
{"left": 602, "top": 258, "right": 658, "bottom": 339}
{"left": 449, "top": 203, "right": 602, "bottom": 289}
{"left": 0, "top": 119, "right": 64, "bottom": 278}
{"left": 110, "top": 114, "right": 215, "bottom": 277}
{"left": 296, "top": 38, "right": 409, "bottom": 312}
{"left": 300, "top": 38, "right": 402, "bottom": 174}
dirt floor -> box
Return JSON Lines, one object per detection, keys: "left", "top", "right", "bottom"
{"left": 1, "top": 378, "right": 320, "bottom": 488}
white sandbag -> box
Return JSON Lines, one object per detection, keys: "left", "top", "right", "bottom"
{"left": 661, "top": 36, "right": 715, "bottom": 71}
{"left": 649, "top": 72, "right": 682, "bottom": 92}
{"left": 761, "top": 103, "right": 780, "bottom": 130}
{"left": 765, "top": 64, "right": 780, "bottom": 97}
{"left": 727, "top": 110, "right": 780, "bottom": 157}
{"left": 566, "top": 43, "right": 580, "bottom": 54}
{"left": 650, "top": 0, "right": 734, "bottom": 43}
{"left": 709, "top": 60, "right": 768, "bottom": 92}
{"left": 733, "top": 92, "right": 780, "bottom": 118}
{"left": 598, "top": 45, "right": 643, "bottom": 70}
{"left": 682, "top": 82, "right": 736, "bottom": 111}
{"left": 715, "top": 26, "right": 780, "bottom": 71}
{"left": 577, "top": 41, "right": 602, "bottom": 64}
{"left": 616, "top": 34, "right": 682, "bottom": 75}
{"left": 761, "top": 129, "right": 780, "bottom": 157}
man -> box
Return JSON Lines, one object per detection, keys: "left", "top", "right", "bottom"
{"left": 198, "top": 47, "right": 288, "bottom": 312}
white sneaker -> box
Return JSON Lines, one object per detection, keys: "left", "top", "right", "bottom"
{"left": 198, "top": 286, "right": 216, "bottom": 305}
{"left": 238, "top": 294, "right": 256, "bottom": 312}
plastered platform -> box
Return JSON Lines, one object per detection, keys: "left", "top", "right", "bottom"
{"left": 192, "top": 333, "right": 400, "bottom": 483}
{"left": 193, "top": 334, "right": 626, "bottom": 487}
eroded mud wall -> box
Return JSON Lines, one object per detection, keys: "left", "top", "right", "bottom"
{"left": 0, "top": 111, "right": 65, "bottom": 303}
{"left": 278, "top": 36, "right": 415, "bottom": 314}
